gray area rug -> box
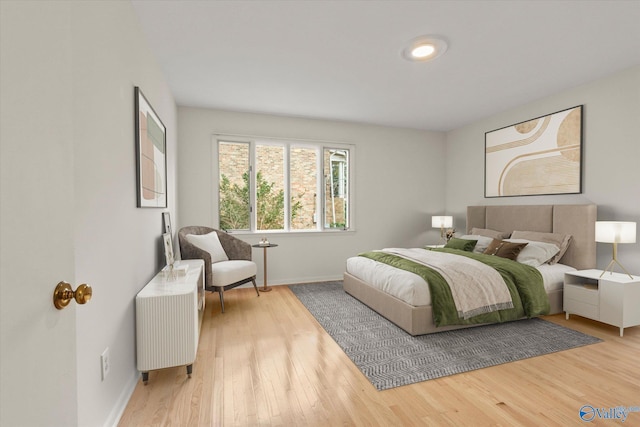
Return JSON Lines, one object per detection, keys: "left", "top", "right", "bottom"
{"left": 289, "top": 281, "right": 602, "bottom": 390}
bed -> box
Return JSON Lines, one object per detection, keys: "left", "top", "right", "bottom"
{"left": 343, "top": 204, "right": 597, "bottom": 335}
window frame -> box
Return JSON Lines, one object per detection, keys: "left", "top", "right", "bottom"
{"left": 214, "top": 134, "right": 355, "bottom": 234}
{"left": 324, "top": 147, "right": 350, "bottom": 230}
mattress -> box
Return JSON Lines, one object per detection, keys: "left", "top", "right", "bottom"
{"left": 345, "top": 254, "right": 575, "bottom": 307}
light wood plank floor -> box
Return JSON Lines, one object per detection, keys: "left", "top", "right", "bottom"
{"left": 119, "top": 285, "right": 640, "bottom": 426}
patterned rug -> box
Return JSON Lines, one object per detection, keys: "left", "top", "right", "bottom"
{"left": 289, "top": 281, "right": 602, "bottom": 390}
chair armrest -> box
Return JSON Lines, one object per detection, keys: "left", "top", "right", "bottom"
{"left": 218, "top": 231, "right": 251, "bottom": 261}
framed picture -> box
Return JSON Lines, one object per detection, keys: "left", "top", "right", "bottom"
{"left": 162, "top": 232, "right": 174, "bottom": 267}
{"left": 135, "top": 86, "right": 167, "bottom": 207}
{"left": 485, "top": 105, "right": 583, "bottom": 197}
{"left": 162, "top": 211, "right": 172, "bottom": 235}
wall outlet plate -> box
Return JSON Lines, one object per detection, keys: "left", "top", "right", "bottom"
{"left": 101, "top": 347, "right": 110, "bottom": 381}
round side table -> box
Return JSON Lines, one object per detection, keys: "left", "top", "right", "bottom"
{"left": 251, "top": 243, "right": 278, "bottom": 292}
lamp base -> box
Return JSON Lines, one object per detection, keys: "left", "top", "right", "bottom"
{"left": 600, "top": 243, "right": 633, "bottom": 279}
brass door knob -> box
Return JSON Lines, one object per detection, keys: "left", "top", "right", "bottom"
{"left": 53, "top": 282, "right": 92, "bottom": 309}
{"left": 74, "top": 284, "right": 92, "bottom": 304}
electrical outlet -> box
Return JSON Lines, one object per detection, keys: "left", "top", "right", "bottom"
{"left": 101, "top": 347, "right": 110, "bottom": 381}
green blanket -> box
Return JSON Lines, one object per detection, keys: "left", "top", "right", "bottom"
{"left": 359, "top": 248, "right": 549, "bottom": 327}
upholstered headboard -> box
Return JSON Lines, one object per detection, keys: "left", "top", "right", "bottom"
{"left": 467, "top": 204, "right": 597, "bottom": 270}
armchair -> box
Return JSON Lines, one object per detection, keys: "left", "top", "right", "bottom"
{"left": 178, "top": 226, "right": 259, "bottom": 312}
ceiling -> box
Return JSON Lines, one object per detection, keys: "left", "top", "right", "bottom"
{"left": 131, "top": 1, "right": 640, "bottom": 132}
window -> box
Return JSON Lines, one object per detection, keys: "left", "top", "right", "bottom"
{"left": 324, "top": 149, "right": 349, "bottom": 229}
{"left": 218, "top": 141, "right": 250, "bottom": 230}
{"left": 217, "top": 136, "right": 353, "bottom": 233}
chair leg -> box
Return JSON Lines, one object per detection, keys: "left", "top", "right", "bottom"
{"left": 252, "top": 278, "right": 260, "bottom": 297}
{"left": 218, "top": 289, "right": 225, "bottom": 313}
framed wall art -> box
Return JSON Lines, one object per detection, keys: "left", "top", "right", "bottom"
{"left": 162, "top": 211, "right": 172, "bottom": 235}
{"left": 162, "top": 232, "right": 174, "bottom": 267}
{"left": 135, "top": 86, "right": 167, "bottom": 207}
{"left": 485, "top": 105, "right": 583, "bottom": 198}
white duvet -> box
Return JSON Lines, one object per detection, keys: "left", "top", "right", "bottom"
{"left": 345, "top": 253, "right": 575, "bottom": 307}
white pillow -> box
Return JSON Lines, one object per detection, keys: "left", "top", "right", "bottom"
{"left": 510, "top": 230, "right": 571, "bottom": 265}
{"left": 459, "top": 234, "right": 494, "bottom": 254}
{"left": 186, "top": 232, "right": 229, "bottom": 263}
{"left": 504, "top": 238, "right": 560, "bottom": 267}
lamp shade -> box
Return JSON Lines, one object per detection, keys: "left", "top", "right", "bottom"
{"left": 432, "top": 215, "right": 453, "bottom": 229}
{"left": 595, "top": 221, "right": 636, "bottom": 244}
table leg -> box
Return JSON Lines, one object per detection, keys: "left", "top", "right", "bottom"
{"left": 260, "top": 247, "right": 272, "bottom": 292}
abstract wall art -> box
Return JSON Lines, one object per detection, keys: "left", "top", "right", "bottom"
{"left": 135, "top": 86, "right": 167, "bottom": 208}
{"left": 485, "top": 105, "right": 583, "bottom": 197}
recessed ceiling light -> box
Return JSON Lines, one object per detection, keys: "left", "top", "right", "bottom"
{"left": 402, "top": 35, "right": 448, "bottom": 62}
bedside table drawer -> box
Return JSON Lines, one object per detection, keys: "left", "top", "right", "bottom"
{"left": 564, "top": 284, "right": 598, "bottom": 305}
{"left": 564, "top": 299, "right": 598, "bottom": 319}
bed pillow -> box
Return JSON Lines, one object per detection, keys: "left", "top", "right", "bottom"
{"left": 504, "top": 238, "right": 561, "bottom": 267}
{"left": 444, "top": 237, "right": 478, "bottom": 252}
{"left": 186, "top": 231, "right": 229, "bottom": 263}
{"left": 483, "top": 239, "right": 528, "bottom": 260}
{"left": 510, "top": 230, "right": 572, "bottom": 264}
{"left": 459, "top": 234, "right": 494, "bottom": 253}
{"left": 470, "top": 227, "right": 511, "bottom": 240}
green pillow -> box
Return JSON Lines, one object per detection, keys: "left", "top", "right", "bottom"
{"left": 444, "top": 237, "right": 478, "bottom": 252}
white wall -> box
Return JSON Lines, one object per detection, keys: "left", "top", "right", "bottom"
{"left": 178, "top": 107, "right": 446, "bottom": 284}
{"left": 445, "top": 66, "right": 640, "bottom": 274}
{"left": 1, "top": 1, "right": 177, "bottom": 426}
{"left": 71, "top": 3, "right": 178, "bottom": 426}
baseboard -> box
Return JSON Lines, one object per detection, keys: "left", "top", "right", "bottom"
{"left": 104, "top": 371, "right": 139, "bottom": 427}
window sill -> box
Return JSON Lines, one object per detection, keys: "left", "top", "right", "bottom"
{"left": 226, "top": 228, "right": 355, "bottom": 237}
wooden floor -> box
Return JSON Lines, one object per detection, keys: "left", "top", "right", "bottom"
{"left": 119, "top": 285, "right": 640, "bottom": 426}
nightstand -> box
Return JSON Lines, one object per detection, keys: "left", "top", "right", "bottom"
{"left": 564, "top": 269, "right": 640, "bottom": 337}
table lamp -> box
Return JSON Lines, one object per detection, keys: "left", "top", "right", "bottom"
{"left": 432, "top": 215, "right": 453, "bottom": 243}
{"left": 595, "top": 221, "right": 636, "bottom": 279}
